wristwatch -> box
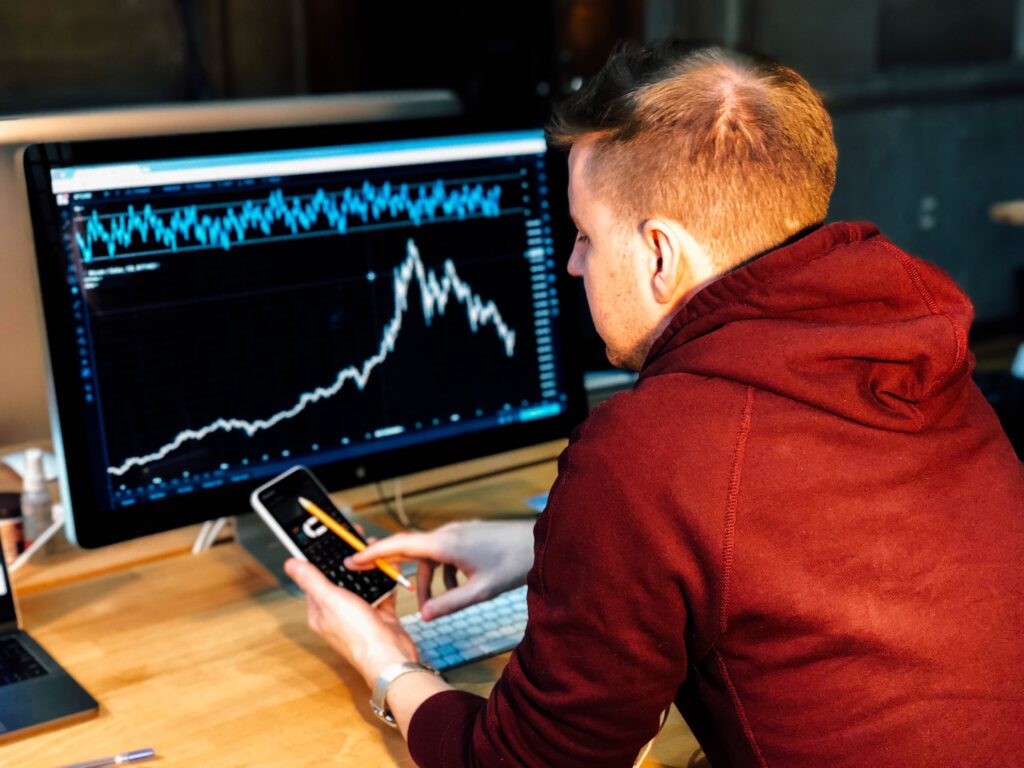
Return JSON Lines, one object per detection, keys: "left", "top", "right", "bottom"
{"left": 370, "top": 660, "right": 442, "bottom": 727}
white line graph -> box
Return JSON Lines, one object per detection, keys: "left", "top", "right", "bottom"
{"left": 107, "top": 238, "right": 517, "bottom": 476}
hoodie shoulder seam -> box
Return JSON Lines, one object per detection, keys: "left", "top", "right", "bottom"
{"left": 720, "top": 386, "right": 755, "bottom": 635}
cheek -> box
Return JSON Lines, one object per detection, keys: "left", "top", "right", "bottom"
{"left": 586, "top": 274, "right": 619, "bottom": 331}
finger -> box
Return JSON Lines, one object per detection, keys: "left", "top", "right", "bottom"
{"left": 422, "top": 583, "right": 485, "bottom": 621}
{"left": 347, "top": 531, "right": 439, "bottom": 566}
{"left": 341, "top": 533, "right": 384, "bottom": 572}
{"left": 343, "top": 555, "right": 374, "bottom": 571}
{"left": 417, "top": 559, "right": 438, "bottom": 611}
{"left": 443, "top": 563, "right": 459, "bottom": 592}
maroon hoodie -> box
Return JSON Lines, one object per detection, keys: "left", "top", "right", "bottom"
{"left": 408, "top": 221, "right": 1024, "bottom": 767}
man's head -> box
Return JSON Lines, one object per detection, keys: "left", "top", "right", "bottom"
{"left": 548, "top": 41, "right": 837, "bottom": 369}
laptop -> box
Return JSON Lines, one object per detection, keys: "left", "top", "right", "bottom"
{"left": 0, "top": 551, "right": 98, "bottom": 741}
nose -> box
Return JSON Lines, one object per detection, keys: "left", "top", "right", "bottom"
{"left": 567, "top": 245, "right": 583, "bottom": 278}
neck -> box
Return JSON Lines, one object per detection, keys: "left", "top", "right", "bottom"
{"left": 636, "top": 224, "right": 823, "bottom": 370}
{"left": 725, "top": 220, "right": 825, "bottom": 276}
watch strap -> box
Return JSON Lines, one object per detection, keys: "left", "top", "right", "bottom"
{"left": 370, "top": 660, "right": 441, "bottom": 727}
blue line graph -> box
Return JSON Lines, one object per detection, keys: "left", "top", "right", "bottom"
{"left": 75, "top": 180, "right": 504, "bottom": 262}
{"left": 106, "top": 237, "right": 516, "bottom": 476}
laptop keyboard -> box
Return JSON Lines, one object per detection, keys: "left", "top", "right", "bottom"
{"left": 400, "top": 585, "right": 529, "bottom": 671}
{"left": 0, "top": 635, "right": 48, "bottom": 687}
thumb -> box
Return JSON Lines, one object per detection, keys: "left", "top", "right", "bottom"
{"left": 284, "top": 558, "right": 334, "bottom": 601}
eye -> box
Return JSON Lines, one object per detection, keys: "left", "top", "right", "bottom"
{"left": 575, "top": 231, "right": 589, "bottom": 245}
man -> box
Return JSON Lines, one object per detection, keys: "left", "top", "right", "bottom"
{"left": 286, "top": 42, "right": 1024, "bottom": 766}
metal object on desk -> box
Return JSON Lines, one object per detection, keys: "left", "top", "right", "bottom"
{"left": 61, "top": 747, "right": 156, "bottom": 768}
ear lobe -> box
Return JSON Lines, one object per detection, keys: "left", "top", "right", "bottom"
{"left": 655, "top": 257, "right": 691, "bottom": 305}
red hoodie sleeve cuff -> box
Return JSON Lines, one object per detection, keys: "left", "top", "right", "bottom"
{"left": 407, "top": 689, "right": 487, "bottom": 767}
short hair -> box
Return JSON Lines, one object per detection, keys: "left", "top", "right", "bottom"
{"left": 547, "top": 41, "right": 837, "bottom": 270}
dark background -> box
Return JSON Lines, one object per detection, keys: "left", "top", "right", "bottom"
{"left": 2, "top": 0, "right": 1022, "bottom": 450}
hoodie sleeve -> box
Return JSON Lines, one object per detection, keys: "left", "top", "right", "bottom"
{"left": 407, "top": 414, "right": 695, "bottom": 767}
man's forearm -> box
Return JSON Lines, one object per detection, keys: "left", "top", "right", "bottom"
{"left": 389, "top": 670, "right": 456, "bottom": 740}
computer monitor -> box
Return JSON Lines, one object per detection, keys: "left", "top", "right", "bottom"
{"left": 0, "top": 93, "right": 461, "bottom": 446}
{"left": 23, "top": 115, "right": 586, "bottom": 547}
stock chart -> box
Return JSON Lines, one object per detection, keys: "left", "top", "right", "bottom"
{"left": 55, "top": 135, "right": 565, "bottom": 509}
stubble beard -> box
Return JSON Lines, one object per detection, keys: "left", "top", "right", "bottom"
{"left": 604, "top": 337, "right": 647, "bottom": 372}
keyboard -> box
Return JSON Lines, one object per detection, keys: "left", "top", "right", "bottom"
{"left": 0, "top": 635, "right": 48, "bottom": 687}
{"left": 401, "top": 585, "right": 529, "bottom": 671}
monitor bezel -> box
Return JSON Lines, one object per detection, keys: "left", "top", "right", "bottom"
{"left": 24, "top": 115, "right": 587, "bottom": 548}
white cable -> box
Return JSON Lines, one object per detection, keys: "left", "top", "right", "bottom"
{"left": 9, "top": 504, "right": 65, "bottom": 573}
{"left": 206, "top": 517, "right": 228, "bottom": 548}
{"left": 192, "top": 517, "right": 230, "bottom": 554}
{"left": 192, "top": 520, "right": 213, "bottom": 554}
{"left": 392, "top": 477, "right": 411, "bottom": 528}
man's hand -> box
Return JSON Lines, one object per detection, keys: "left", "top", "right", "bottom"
{"left": 344, "top": 519, "right": 535, "bottom": 620}
{"left": 284, "top": 558, "right": 419, "bottom": 688}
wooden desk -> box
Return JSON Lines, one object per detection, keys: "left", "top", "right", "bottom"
{"left": 0, "top": 449, "right": 701, "bottom": 767}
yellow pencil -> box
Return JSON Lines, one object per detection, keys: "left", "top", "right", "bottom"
{"left": 297, "top": 496, "right": 413, "bottom": 591}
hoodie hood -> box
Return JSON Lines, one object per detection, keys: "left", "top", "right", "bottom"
{"left": 641, "top": 222, "right": 974, "bottom": 432}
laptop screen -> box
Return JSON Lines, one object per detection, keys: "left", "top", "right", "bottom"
{"left": 0, "top": 552, "right": 16, "bottom": 626}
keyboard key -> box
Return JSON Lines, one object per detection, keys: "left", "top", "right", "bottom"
{"left": 401, "top": 586, "right": 528, "bottom": 671}
{"left": 0, "top": 636, "right": 49, "bottom": 687}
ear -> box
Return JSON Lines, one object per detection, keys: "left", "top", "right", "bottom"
{"left": 641, "top": 218, "right": 690, "bottom": 305}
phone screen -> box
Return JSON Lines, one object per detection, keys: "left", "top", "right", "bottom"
{"left": 255, "top": 467, "right": 396, "bottom": 603}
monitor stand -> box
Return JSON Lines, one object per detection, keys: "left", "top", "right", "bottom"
{"left": 233, "top": 509, "right": 394, "bottom": 597}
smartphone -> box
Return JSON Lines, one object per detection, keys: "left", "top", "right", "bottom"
{"left": 250, "top": 465, "right": 396, "bottom": 605}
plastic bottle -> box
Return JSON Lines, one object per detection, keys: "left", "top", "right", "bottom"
{"left": 20, "top": 449, "right": 53, "bottom": 547}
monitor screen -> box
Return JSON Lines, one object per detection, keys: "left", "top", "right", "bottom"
{"left": 24, "top": 118, "right": 585, "bottom": 547}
